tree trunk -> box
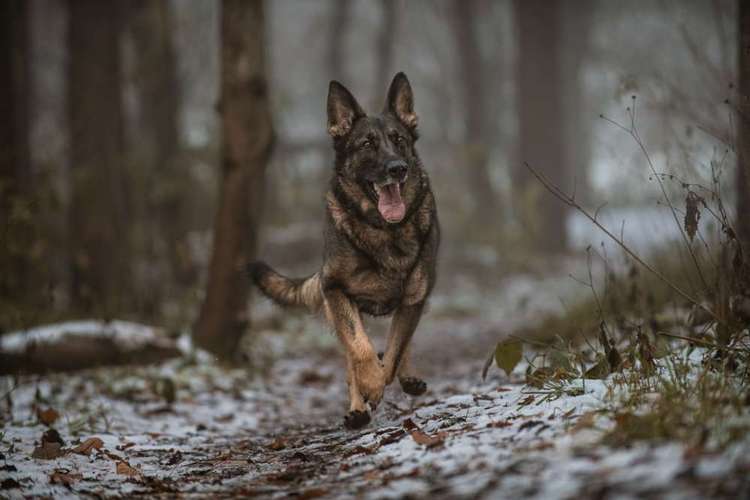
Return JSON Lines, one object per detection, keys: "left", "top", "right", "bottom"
{"left": 0, "top": 0, "right": 32, "bottom": 329}
{"left": 373, "top": 0, "right": 396, "bottom": 106}
{"left": 67, "top": 0, "right": 130, "bottom": 315}
{"left": 193, "top": 0, "right": 274, "bottom": 359}
{"left": 126, "top": 0, "right": 187, "bottom": 316}
{"left": 563, "top": 0, "right": 594, "bottom": 206}
{"left": 738, "top": 0, "right": 750, "bottom": 295}
{"left": 321, "top": 0, "right": 352, "bottom": 185}
{"left": 451, "top": 0, "right": 500, "bottom": 232}
{"left": 127, "top": 0, "right": 180, "bottom": 170}
{"left": 0, "top": 0, "right": 30, "bottom": 191}
{"left": 513, "top": 0, "right": 568, "bottom": 253}
{"left": 327, "top": 0, "right": 351, "bottom": 83}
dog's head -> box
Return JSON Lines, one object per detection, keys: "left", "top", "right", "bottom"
{"left": 327, "top": 73, "right": 422, "bottom": 225}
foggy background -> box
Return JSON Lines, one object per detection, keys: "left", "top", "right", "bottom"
{"left": 1, "top": 0, "right": 739, "bottom": 334}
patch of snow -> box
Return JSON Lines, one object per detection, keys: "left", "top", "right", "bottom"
{"left": 1, "top": 320, "right": 166, "bottom": 353}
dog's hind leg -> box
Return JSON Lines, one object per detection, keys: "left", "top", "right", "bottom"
{"left": 323, "top": 288, "right": 384, "bottom": 428}
{"left": 382, "top": 302, "right": 427, "bottom": 396}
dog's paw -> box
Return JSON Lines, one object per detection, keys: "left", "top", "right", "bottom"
{"left": 343, "top": 409, "right": 371, "bottom": 430}
{"left": 399, "top": 376, "right": 427, "bottom": 396}
{"left": 354, "top": 356, "right": 385, "bottom": 408}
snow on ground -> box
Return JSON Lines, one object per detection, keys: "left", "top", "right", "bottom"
{"left": 2, "top": 276, "right": 749, "bottom": 498}
{"left": 2, "top": 353, "right": 748, "bottom": 499}
{"left": 0, "top": 320, "right": 172, "bottom": 354}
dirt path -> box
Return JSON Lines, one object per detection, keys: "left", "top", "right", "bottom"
{"left": 2, "top": 276, "right": 749, "bottom": 499}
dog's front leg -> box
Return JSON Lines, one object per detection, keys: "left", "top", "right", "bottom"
{"left": 394, "top": 343, "right": 427, "bottom": 396}
{"left": 382, "top": 301, "right": 427, "bottom": 395}
{"left": 323, "top": 288, "right": 384, "bottom": 428}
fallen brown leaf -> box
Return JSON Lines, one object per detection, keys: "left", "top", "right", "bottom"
{"left": 402, "top": 418, "right": 418, "bottom": 431}
{"left": 36, "top": 407, "right": 60, "bottom": 426}
{"left": 71, "top": 437, "right": 104, "bottom": 456}
{"left": 519, "top": 394, "right": 536, "bottom": 406}
{"left": 487, "top": 420, "right": 512, "bottom": 428}
{"left": 41, "top": 428, "right": 65, "bottom": 446}
{"left": 101, "top": 449, "right": 125, "bottom": 462}
{"left": 571, "top": 411, "right": 597, "bottom": 433}
{"left": 164, "top": 450, "right": 183, "bottom": 466}
{"left": 298, "top": 487, "right": 329, "bottom": 499}
{"left": 402, "top": 418, "right": 446, "bottom": 447}
{"left": 50, "top": 469, "right": 83, "bottom": 487}
{"left": 402, "top": 419, "right": 446, "bottom": 447}
{"left": 344, "top": 444, "right": 379, "bottom": 457}
{"left": 267, "top": 437, "right": 287, "bottom": 451}
{"left": 32, "top": 442, "right": 65, "bottom": 460}
{"left": 116, "top": 460, "right": 141, "bottom": 477}
{"left": 409, "top": 429, "right": 447, "bottom": 448}
{"left": 530, "top": 441, "right": 554, "bottom": 451}
{"left": 379, "top": 429, "right": 406, "bottom": 446}
{"left": 363, "top": 469, "right": 380, "bottom": 481}
{"left": 298, "top": 369, "right": 333, "bottom": 385}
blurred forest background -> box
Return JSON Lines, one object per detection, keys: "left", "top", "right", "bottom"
{"left": 1, "top": 0, "right": 747, "bottom": 358}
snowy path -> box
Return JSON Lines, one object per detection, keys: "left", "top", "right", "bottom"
{"left": 3, "top": 353, "right": 747, "bottom": 499}
{"left": 2, "top": 274, "right": 749, "bottom": 499}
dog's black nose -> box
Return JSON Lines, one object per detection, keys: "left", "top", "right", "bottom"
{"left": 386, "top": 160, "right": 407, "bottom": 180}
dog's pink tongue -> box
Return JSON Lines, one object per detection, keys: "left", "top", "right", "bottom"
{"left": 377, "top": 184, "right": 406, "bottom": 222}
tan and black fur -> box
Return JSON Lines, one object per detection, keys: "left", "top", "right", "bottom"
{"left": 248, "top": 73, "right": 439, "bottom": 429}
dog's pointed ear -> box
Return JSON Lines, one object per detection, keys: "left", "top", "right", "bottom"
{"left": 384, "top": 72, "right": 418, "bottom": 130}
{"left": 327, "top": 81, "right": 365, "bottom": 138}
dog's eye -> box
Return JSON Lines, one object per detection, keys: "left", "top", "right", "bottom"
{"left": 361, "top": 140, "right": 373, "bottom": 150}
{"left": 395, "top": 136, "right": 406, "bottom": 147}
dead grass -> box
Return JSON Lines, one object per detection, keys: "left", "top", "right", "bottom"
{"left": 519, "top": 242, "right": 721, "bottom": 344}
{"left": 604, "top": 347, "right": 749, "bottom": 449}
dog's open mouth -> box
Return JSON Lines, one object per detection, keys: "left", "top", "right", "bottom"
{"left": 374, "top": 181, "right": 406, "bottom": 223}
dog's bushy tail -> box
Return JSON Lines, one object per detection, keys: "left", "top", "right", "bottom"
{"left": 247, "top": 261, "right": 323, "bottom": 313}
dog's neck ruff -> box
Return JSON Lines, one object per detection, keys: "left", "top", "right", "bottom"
{"left": 326, "top": 175, "right": 434, "bottom": 274}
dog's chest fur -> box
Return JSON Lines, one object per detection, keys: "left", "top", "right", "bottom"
{"left": 323, "top": 186, "right": 436, "bottom": 316}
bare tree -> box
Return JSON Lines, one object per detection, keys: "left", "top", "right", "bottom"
{"left": 0, "top": 0, "right": 30, "bottom": 189}
{"left": 67, "top": 0, "right": 130, "bottom": 314}
{"left": 0, "top": 0, "right": 32, "bottom": 327}
{"left": 126, "top": 0, "right": 188, "bottom": 314}
{"left": 562, "top": 0, "right": 594, "bottom": 205}
{"left": 513, "top": 0, "right": 567, "bottom": 253}
{"left": 320, "top": 0, "right": 352, "bottom": 183}
{"left": 451, "top": 0, "right": 500, "bottom": 231}
{"left": 193, "top": 0, "right": 274, "bottom": 359}
{"left": 127, "top": 0, "right": 180, "bottom": 174}
{"left": 327, "top": 0, "right": 351, "bottom": 83}
{"left": 738, "top": 0, "right": 750, "bottom": 294}
{"left": 374, "top": 0, "right": 397, "bottom": 105}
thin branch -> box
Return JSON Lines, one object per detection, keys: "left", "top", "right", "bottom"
{"left": 656, "top": 331, "right": 743, "bottom": 352}
{"left": 625, "top": 112, "right": 710, "bottom": 292}
{"left": 523, "top": 161, "right": 718, "bottom": 322}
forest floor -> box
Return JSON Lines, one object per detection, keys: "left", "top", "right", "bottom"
{"left": 2, "top": 265, "right": 750, "bottom": 499}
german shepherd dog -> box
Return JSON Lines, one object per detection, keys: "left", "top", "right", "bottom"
{"left": 248, "top": 73, "right": 439, "bottom": 429}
